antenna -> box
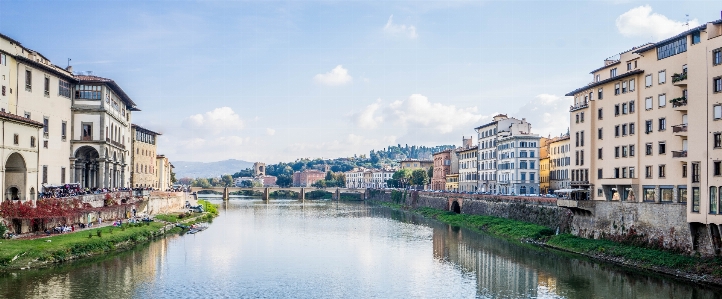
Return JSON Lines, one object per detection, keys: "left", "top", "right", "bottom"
{"left": 67, "top": 58, "right": 71, "bottom": 68}
{"left": 685, "top": 14, "right": 690, "bottom": 30}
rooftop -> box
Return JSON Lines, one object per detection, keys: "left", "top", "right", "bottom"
{"left": 76, "top": 75, "right": 139, "bottom": 110}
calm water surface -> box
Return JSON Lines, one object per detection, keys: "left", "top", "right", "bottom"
{"left": 1, "top": 198, "right": 721, "bottom": 299}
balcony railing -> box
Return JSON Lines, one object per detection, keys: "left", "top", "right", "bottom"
{"left": 671, "top": 72, "right": 688, "bottom": 83}
{"left": 672, "top": 150, "right": 688, "bottom": 158}
{"left": 672, "top": 124, "right": 688, "bottom": 133}
{"left": 671, "top": 97, "right": 687, "bottom": 108}
{"left": 569, "top": 102, "right": 589, "bottom": 112}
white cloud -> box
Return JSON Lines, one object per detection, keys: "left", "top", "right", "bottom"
{"left": 515, "top": 94, "right": 572, "bottom": 138}
{"left": 388, "top": 94, "right": 485, "bottom": 134}
{"left": 183, "top": 107, "right": 244, "bottom": 134}
{"left": 266, "top": 128, "right": 276, "bottom": 136}
{"left": 314, "top": 65, "right": 353, "bottom": 86}
{"left": 384, "top": 15, "right": 418, "bottom": 39}
{"left": 356, "top": 99, "right": 384, "bottom": 129}
{"left": 616, "top": 5, "right": 699, "bottom": 41}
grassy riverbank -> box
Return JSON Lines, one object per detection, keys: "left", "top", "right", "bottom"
{"left": 376, "top": 203, "right": 722, "bottom": 284}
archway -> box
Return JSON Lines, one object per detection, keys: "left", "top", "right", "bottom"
{"left": 5, "top": 152, "right": 26, "bottom": 201}
{"left": 451, "top": 201, "right": 461, "bottom": 214}
{"left": 75, "top": 146, "right": 100, "bottom": 189}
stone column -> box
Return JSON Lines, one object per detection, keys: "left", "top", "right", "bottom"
{"left": 98, "top": 161, "right": 106, "bottom": 189}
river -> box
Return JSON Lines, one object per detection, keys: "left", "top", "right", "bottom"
{"left": 0, "top": 198, "right": 720, "bottom": 298}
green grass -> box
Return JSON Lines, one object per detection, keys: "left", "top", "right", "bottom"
{"left": 415, "top": 207, "right": 554, "bottom": 240}
{"left": 0, "top": 222, "right": 166, "bottom": 269}
{"left": 198, "top": 200, "right": 219, "bottom": 216}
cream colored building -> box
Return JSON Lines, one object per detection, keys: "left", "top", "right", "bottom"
{"left": 131, "top": 124, "right": 159, "bottom": 188}
{"left": 566, "top": 20, "right": 722, "bottom": 227}
{"left": 496, "top": 131, "right": 541, "bottom": 195}
{"left": 548, "top": 135, "right": 571, "bottom": 192}
{"left": 458, "top": 145, "right": 478, "bottom": 192}
{"left": 475, "top": 114, "right": 532, "bottom": 193}
{"left": 156, "top": 155, "right": 173, "bottom": 190}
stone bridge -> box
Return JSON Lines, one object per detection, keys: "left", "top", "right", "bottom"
{"left": 191, "top": 187, "right": 367, "bottom": 201}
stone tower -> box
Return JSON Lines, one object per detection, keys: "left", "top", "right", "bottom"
{"left": 253, "top": 162, "right": 266, "bottom": 176}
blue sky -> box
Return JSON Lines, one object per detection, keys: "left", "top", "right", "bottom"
{"left": 1, "top": 0, "right": 720, "bottom": 163}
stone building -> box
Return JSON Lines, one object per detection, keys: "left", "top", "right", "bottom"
{"left": 431, "top": 150, "right": 452, "bottom": 190}
{"left": 475, "top": 114, "right": 533, "bottom": 193}
{"left": 131, "top": 124, "right": 159, "bottom": 188}
{"left": 156, "top": 154, "right": 173, "bottom": 190}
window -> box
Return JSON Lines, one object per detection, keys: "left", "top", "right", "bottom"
{"left": 43, "top": 118, "right": 49, "bottom": 136}
{"left": 658, "top": 141, "right": 666, "bottom": 154}
{"left": 644, "top": 187, "right": 655, "bottom": 202}
{"left": 692, "top": 31, "right": 701, "bottom": 44}
{"left": 711, "top": 187, "right": 718, "bottom": 214}
{"left": 615, "top": 146, "right": 620, "bottom": 158}
{"left": 630, "top": 167, "right": 635, "bottom": 178}
{"left": 622, "top": 167, "right": 628, "bottom": 178}
{"left": 658, "top": 94, "right": 666, "bottom": 107}
{"left": 645, "top": 97, "right": 653, "bottom": 110}
{"left": 59, "top": 80, "right": 71, "bottom": 98}
{"left": 24, "top": 112, "right": 30, "bottom": 119}
{"left": 615, "top": 104, "right": 620, "bottom": 116}
{"left": 598, "top": 108, "right": 603, "bottom": 119}
{"left": 614, "top": 167, "right": 620, "bottom": 178}
{"left": 598, "top": 88, "right": 603, "bottom": 99}
{"left": 82, "top": 123, "right": 93, "bottom": 141}
{"left": 615, "top": 125, "right": 620, "bottom": 137}
{"left": 598, "top": 148, "right": 603, "bottom": 159}
{"left": 659, "top": 164, "right": 666, "bottom": 178}
{"left": 629, "top": 100, "right": 635, "bottom": 112}
{"left": 645, "top": 166, "right": 652, "bottom": 178}
{"left": 683, "top": 163, "right": 688, "bottom": 177}
{"left": 645, "top": 120, "right": 652, "bottom": 133}
{"left": 598, "top": 128, "right": 603, "bottom": 140}
{"left": 656, "top": 36, "right": 687, "bottom": 60}
{"left": 1, "top": 86, "right": 4, "bottom": 96}
{"left": 692, "top": 187, "right": 700, "bottom": 213}
{"left": 630, "top": 123, "right": 635, "bottom": 135}
{"left": 658, "top": 118, "right": 666, "bottom": 131}
{"left": 43, "top": 76, "right": 50, "bottom": 96}
{"left": 61, "top": 167, "right": 66, "bottom": 184}
{"left": 596, "top": 74, "right": 600, "bottom": 82}
{"left": 42, "top": 166, "right": 47, "bottom": 184}
{"left": 580, "top": 112, "right": 585, "bottom": 122}
{"left": 715, "top": 77, "right": 722, "bottom": 93}
{"left": 715, "top": 133, "right": 722, "bottom": 148}
{"left": 576, "top": 114, "right": 579, "bottom": 123}
{"left": 610, "top": 68, "right": 617, "bottom": 77}
{"left": 622, "top": 146, "right": 628, "bottom": 157}
{"left": 622, "top": 103, "right": 628, "bottom": 114}
{"left": 622, "top": 124, "right": 628, "bottom": 136}
{"left": 714, "top": 49, "right": 722, "bottom": 66}
{"left": 715, "top": 161, "right": 721, "bottom": 176}
{"left": 629, "top": 79, "right": 635, "bottom": 91}
{"left": 622, "top": 81, "right": 628, "bottom": 93}
{"left": 630, "top": 145, "right": 635, "bottom": 157}
{"left": 645, "top": 143, "right": 652, "bottom": 155}
{"left": 693, "top": 162, "right": 700, "bottom": 183}
{"left": 25, "top": 69, "right": 32, "bottom": 91}
{"left": 679, "top": 187, "right": 688, "bottom": 203}
{"left": 580, "top": 131, "right": 584, "bottom": 146}
{"left": 13, "top": 134, "right": 18, "bottom": 145}
{"left": 715, "top": 105, "right": 722, "bottom": 119}
{"left": 614, "top": 83, "right": 620, "bottom": 95}
{"left": 627, "top": 62, "right": 632, "bottom": 70}
{"left": 661, "top": 187, "right": 673, "bottom": 203}
{"left": 43, "top": 140, "right": 48, "bottom": 148}
{"left": 75, "top": 85, "right": 102, "bottom": 100}
{"left": 61, "top": 121, "right": 67, "bottom": 140}
{"left": 30, "top": 136, "right": 35, "bottom": 148}
{"left": 598, "top": 168, "right": 603, "bottom": 179}
{"left": 580, "top": 150, "right": 584, "bottom": 165}
{"left": 645, "top": 74, "right": 652, "bottom": 87}
{"left": 658, "top": 70, "right": 666, "bottom": 84}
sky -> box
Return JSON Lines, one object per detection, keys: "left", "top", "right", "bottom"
{"left": 1, "top": 0, "right": 721, "bottom": 163}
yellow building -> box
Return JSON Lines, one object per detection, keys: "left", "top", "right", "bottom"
{"left": 131, "top": 124, "right": 160, "bottom": 188}
{"left": 445, "top": 174, "right": 459, "bottom": 191}
{"left": 399, "top": 159, "right": 433, "bottom": 170}
{"left": 540, "top": 157, "right": 550, "bottom": 194}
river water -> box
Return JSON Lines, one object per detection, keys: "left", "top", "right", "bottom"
{"left": 0, "top": 198, "right": 721, "bottom": 299}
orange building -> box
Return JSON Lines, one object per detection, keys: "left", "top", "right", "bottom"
{"left": 432, "top": 150, "right": 452, "bottom": 190}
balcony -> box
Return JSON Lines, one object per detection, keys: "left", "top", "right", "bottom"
{"left": 672, "top": 124, "right": 688, "bottom": 136}
{"left": 672, "top": 72, "right": 687, "bottom": 86}
{"left": 569, "top": 102, "right": 589, "bottom": 112}
{"left": 672, "top": 150, "right": 688, "bottom": 158}
{"left": 671, "top": 97, "right": 687, "bottom": 110}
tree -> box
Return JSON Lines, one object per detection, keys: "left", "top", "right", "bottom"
{"left": 276, "top": 174, "right": 292, "bottom": 187}
{"left": 411, "top": 169, "right": 429, "bottom": 187}
{"left": 221, "top": 174, "right": 234, "bottom": 187}
{"left": 192, "top": 178, "right": 211, "bottom": 188}
{"left": 170, "top": 170, "right": 177, "bottom": 184}
{"left": 232, "top": 168, "right": 254, "bottom": 178}
{"left": 392, "top": 169, "right": 413, "bottom": 188}
{"left": 325, "top": 171, "right": 333, "bottom": 181}
{"left": 427, "top": 166, "right": 434, "bottom": 180}
{"left": 312, "top": 180, "right": 327, "bottom": 188}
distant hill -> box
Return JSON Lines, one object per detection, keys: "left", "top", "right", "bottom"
{"left": 173, "top": 159, "right": 254, "bottom": 178}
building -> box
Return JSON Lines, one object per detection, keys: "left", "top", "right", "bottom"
{"left": 458, "top": 145, "right": 478, "bottom": 192}
{"left": 71, "top": 75, "right": 138, "bottom": 189}
{"left": 345, "top": 168, "right": 393, "bottom": 188}
{"left": 475, "top": 114, "right": 533, "bottom": 193}
{"left": 548, "top": 135, "right": 571, "bottom": 192}
{"left": 432, "top": 150, "right": 452, "bottom": 190}
{"left": 540, "top": 156, "right": 550, "bottom": 194}
{"left": 156, "top": 154, "right": 173, "bottom": 190}
{"left": 399, "top": 159, "right": 433, "bottom": 170}
{"left": 253, "top": 162, "right": 265, "bottom": 176}
{"left": 496, "top": 129, "right": 541, "bottom": 195}
{"left": 565, "top": 19, "right": 722, "bottom": 227}
{"left": 292, "top": 169, "right": 325, "bottom": 187}
{"left": 261, "top": 175, "right": 277, "bottom": 187}
{"left": 445, "top": 173, "right": 459, "bottom": 191}
{"left": 131, "top": 125, "right": 160, "bottom": 188}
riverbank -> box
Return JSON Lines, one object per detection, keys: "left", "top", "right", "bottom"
{"left": 0, "top": 200, "right": 220, "bottom": 271}
{"left": 371, "top": 201, "right": 722, "bottom": 287}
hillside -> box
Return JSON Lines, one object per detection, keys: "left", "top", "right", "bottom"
{"left": 173, "top": 159, "right": 254, "bottom": 178}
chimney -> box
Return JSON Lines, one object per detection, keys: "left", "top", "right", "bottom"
{"left": 66, "top": 65, "right": 73, "bottom": 73}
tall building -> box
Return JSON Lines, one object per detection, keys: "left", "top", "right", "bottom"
{"left": 565, "top": 19, "right": 722, "bottom": 227}
{"left": 475, "top": 114, "right": 533, "bottom": 193}
{"left": 344, "top": 168, "right": 393, "bottom": 188}
{"left": 458, "top": 145, "right": 478, "bottom": 192}
{"left": 496, "top": 130, "right": 541, "bottom": 195}
{"left": 131, "top": 124, "right": 159, "bottom": 188}
{"left": 548, "top": 135, "right": 571, "bottom": 192}
{"left": 432, "top": 150, "right": 452, "bottom": 190}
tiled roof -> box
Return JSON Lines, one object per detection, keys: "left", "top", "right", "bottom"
{"left": 0, "top": 111, "right": 44, "bottom": 127}
{"left": 15, "top": 56, "right": 76, "bottom": 81}
{"left": 76, "top": 75, "right": 138, "bottom": 109}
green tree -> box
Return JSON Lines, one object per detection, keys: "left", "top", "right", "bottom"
{"left": 276, "top": 174, "right": 292, "bottom": 187}
{"left": 393, "top": 169, "right": 413, "bottom": 188}
{"left": 192, "top": 178, "right": 211, "bottom": 188}
{"left": 325, "top": 171, "right": 333, "bottom": 181}
{"left": 427, "top": 166, "right": 434, "bottom": 180}
{"left": 170, "top": 170, "right": 177, "bottom": 184}
{"left": 411, "top": 169, "right": 429, "bottom": 187}
{"left": 312, "top": 180, "right": 327, "bottom": 188}
{"left": 221, "top": 174, "right": 234, "bottom": 187}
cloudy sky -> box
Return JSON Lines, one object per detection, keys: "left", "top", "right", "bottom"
{"left": 1, "top": 1, "right": 720, "bottom": 163}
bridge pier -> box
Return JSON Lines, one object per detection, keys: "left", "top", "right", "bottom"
{"left": 223, "top": 187, "right": 229, "bottom": 201}
{"left": 299, "top": 188, "right": 305, "bottom": 202}
{"left": 335, "top": 188, "right": 340, "bottom": 201}
{"left": 263, "top": 187, "right": 270, "bottom": 201}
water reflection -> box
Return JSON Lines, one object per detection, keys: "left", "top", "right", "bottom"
{"left": 0, "top": 199, "right": 721, "bottom": 299}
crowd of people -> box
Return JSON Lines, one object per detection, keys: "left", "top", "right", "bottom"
{"left": 39, "top": 184, "right": 134, "bottom": 199}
